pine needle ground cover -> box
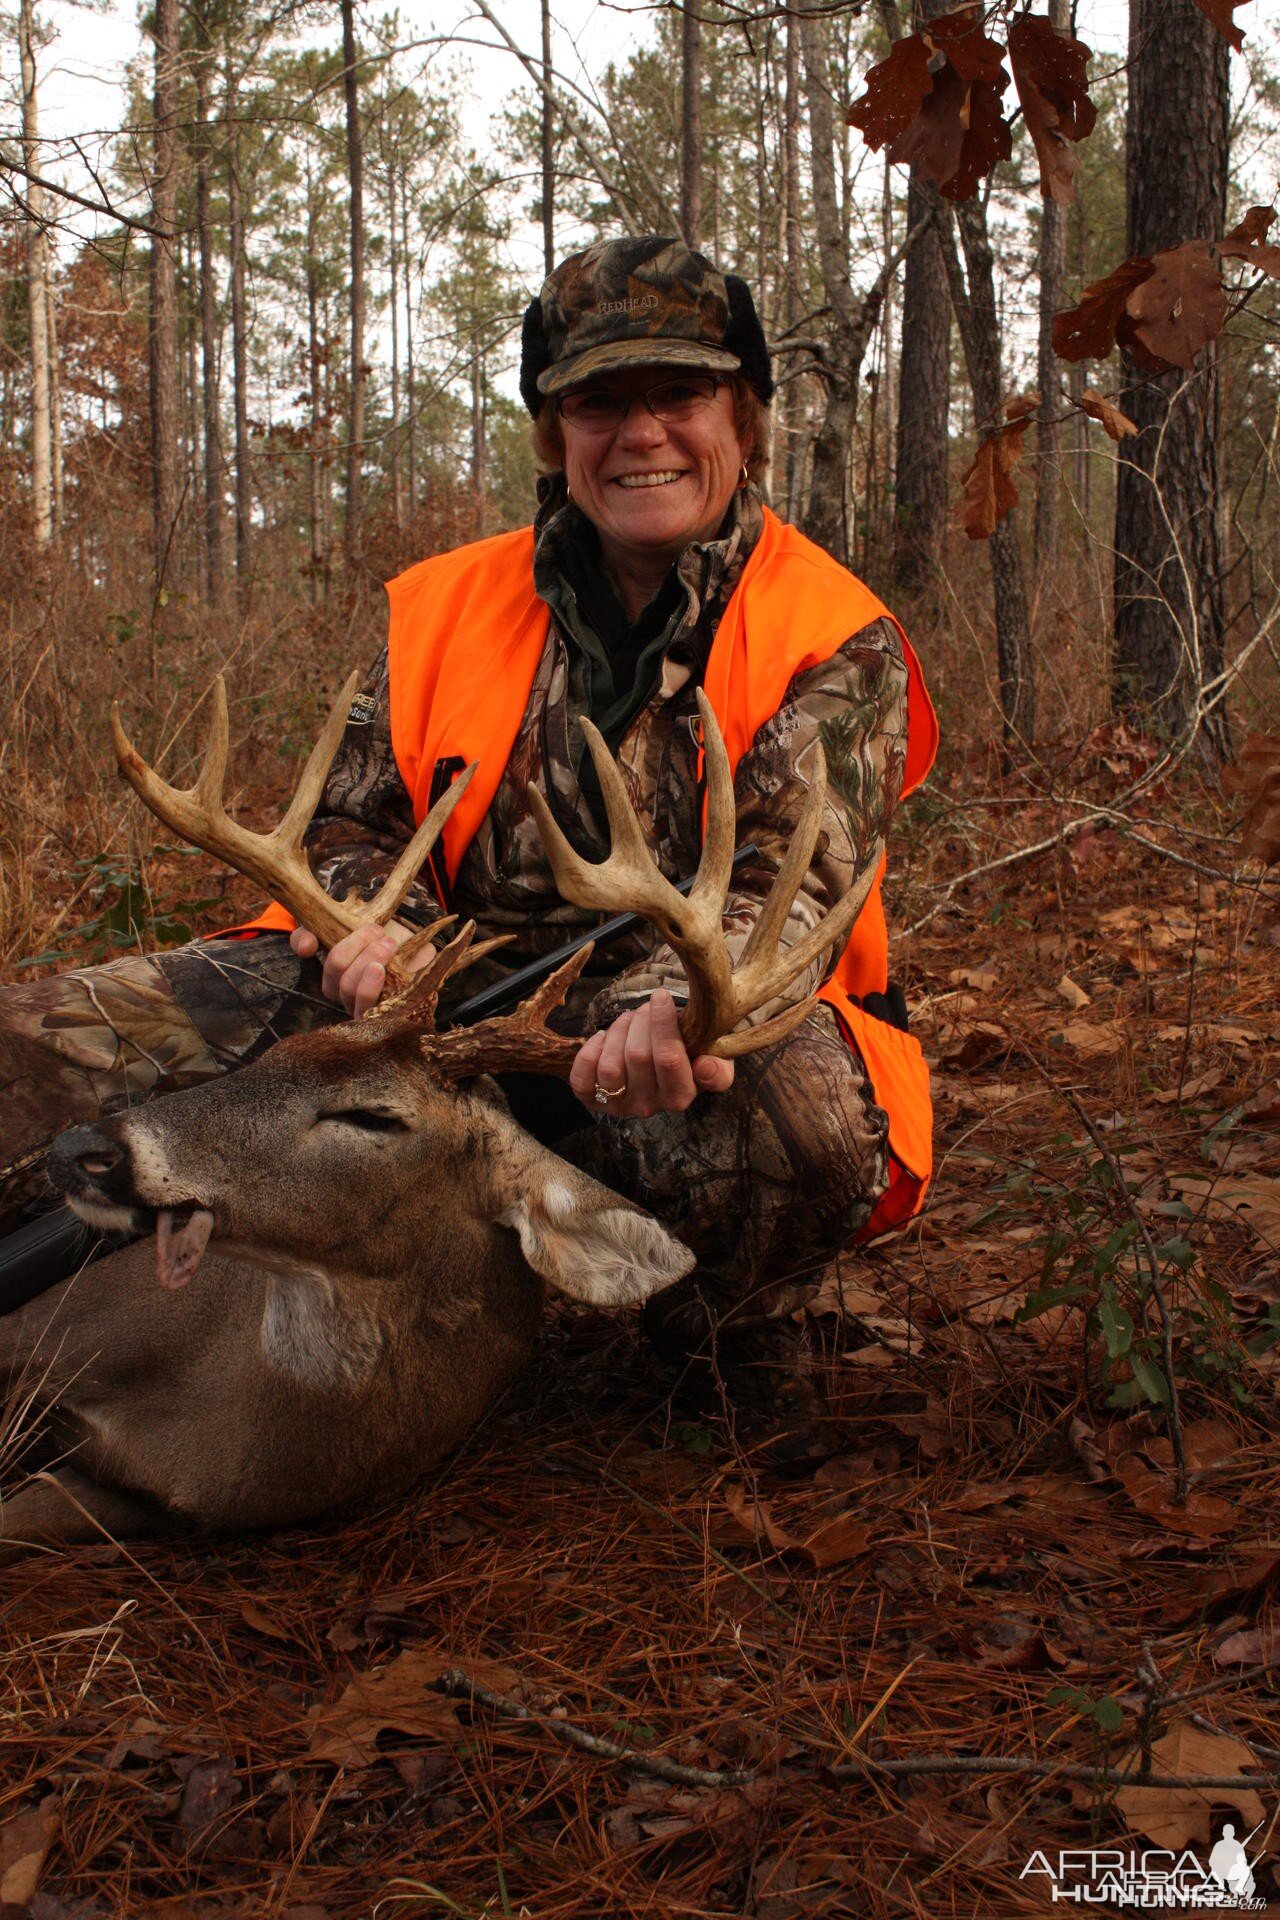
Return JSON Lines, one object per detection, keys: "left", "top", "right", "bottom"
{"left": 4, "top": 753, "right": 1280, "bottom": 1919}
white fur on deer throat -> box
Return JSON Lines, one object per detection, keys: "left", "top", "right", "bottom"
{"left": 258, "top": 1269, "right": 384, "bottom": 1389}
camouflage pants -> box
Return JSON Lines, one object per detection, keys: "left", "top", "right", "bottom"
{"left": 0, "top": 935, "right": 889, "bottom": 1320}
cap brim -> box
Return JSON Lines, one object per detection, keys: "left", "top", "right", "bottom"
{"left": 537, "top": 338, "right": 741, "bottom": 396}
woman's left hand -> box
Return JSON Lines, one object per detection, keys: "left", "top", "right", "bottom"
{"left": 570, "top": 987, "right": 735, "bottom": 1118}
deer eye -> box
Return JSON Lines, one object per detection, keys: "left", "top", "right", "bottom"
{"left": 321, "top": 1109, "right": 411, "bottom": 1134}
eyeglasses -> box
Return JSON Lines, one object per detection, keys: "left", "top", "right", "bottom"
{"left": 557, "top": 373, "right": 724, "bottom": 433}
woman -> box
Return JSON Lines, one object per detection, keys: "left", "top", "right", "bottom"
{"left": 0, "top": 236, "right": 935, "bottom": 1377}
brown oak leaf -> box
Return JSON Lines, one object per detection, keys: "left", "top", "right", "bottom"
{"left": 1124, "top": 239, "right": 1229, "bottom": 369}
{"left": 1214, "top": 1622, "right": 1280, "bottom": 1666}
{"left": 1189, "top": 0, "right": 1249, "bottom": 50}
{"left": 1007, "top": 16, "right": 1097, "bottom": 206}
{"left": 0, "top": 1798, "right": 58, "bottom": 1909}
{"left": 177, "top": 1756, "right": 241, "bottom": 1836}
{"left": 1080, "top": 389, "right": 1138, "bottom": 441}
{"left": 1225, "top": 204, "right": 1275, "bottom": 245}
{"left": 1053, "top": 255, "right": 1156, "bottom": 361}
{"left": 957, "top": 406, "right": 1035, "bottom": 539}
{"left": 850, "top": 10, "right": 1011, "bottom": 200}
{"left": 722, "top": 1484, "right": 871, "bottom": 1567}
{"left": 846, "top": 33, "right": 934, "bottom": 151}
{"left": 1218, "top": 203, "right": 1280, "bottom": 278}
{"left": 307, "top": 1647, "right": 521, "bottom": 1768}
{"left": 1114, "top": 1722, "right": 1262, "bottom": 1847}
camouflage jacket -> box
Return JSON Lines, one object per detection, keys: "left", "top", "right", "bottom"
{"left": 304, "top": 481, "right": 911, "bottom": 1032}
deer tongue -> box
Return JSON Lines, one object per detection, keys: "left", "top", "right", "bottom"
{"left": 156, "top": 1208, "right": 215, "bottom": 1291}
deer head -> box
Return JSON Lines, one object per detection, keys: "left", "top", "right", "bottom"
{"left": 47, "top": 1005, "right": 695, "bottom": 1310}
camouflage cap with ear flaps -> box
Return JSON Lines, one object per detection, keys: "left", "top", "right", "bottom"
{"left": 519, "top": 235, "right": 775, "bottom": 415}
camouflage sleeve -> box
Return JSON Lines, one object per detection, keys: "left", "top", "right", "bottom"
{"left": 303, "top": 648, "right": 443, "bottom": 925}
{"left": 588, "top": 617, "right": 911, "bottom": 1031}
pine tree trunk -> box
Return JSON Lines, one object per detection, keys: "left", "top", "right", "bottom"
{"left": 1113, "top": 0, "right": 1229, "bottom": 756}
{"left": 799, "top": 0, "right": 876, "bottom": 566}
{"left": 19, "top": 0, "right": 53, "bottom": 549}
{"left": 341, "top": 0, "right": 366, "bottom": 573}
{"left": 1069, "top": 207, "right": 1090, "bottom": 518}
{"left": 195, "top": 50, "right": 226, "bottom": 610}
{"left": 1033, "top": 0, "right": 1070, "bottom": 599}
{"left": 306, "top": 173, "right": 324, "bottom": 605}
{"left": 388, "top": 168, "right": 404, "bottom": 529}
{"left": 472, "top": 344, "right": 485, "bottom": 538}
{"left": 541, "top": 0, "right": 555, "bottom": 273}
{"left": 226, "top": 60, "right": 251, "bottom": 597}
{"left": 403, "top": 187, "right": 416, "bottom": 525}
{"left": 893, "top": 0, "right": 951, "bottom": 590}
{"left": 938, "top": 198, "right": 1035, "bottom": 749}
{"left": 680, "top": 2, "right": 702, "bottom": 249}
{"left": 754, "top": 57, "right": 768, "bottom": 323}
{"left": 782, "top": 11, "right": 804, "bottom": 521}
{"left": 876, "top": 158, "right": 896, "bottom": 570}
{"left": 321, "top": 304, "right": 334, "bottom": 610}
{"left": 183, "top": 230, "right": 199, "bottom": 515}
{"left": 894, "top": 169, "right": 949, "bottom": 587}
{"left": 46, "top": 271, "right": 62, "bottom": 534}
{"left": 149, "top": 0, "right": 181, "bottom": 588}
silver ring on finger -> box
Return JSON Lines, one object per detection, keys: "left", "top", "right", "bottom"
{"left": 594, "top": 1078, "right": 628, "bottom": 1106}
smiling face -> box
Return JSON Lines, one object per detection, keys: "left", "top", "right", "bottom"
{"left": 559, "top": 367, "right": 746, "bottom": 581}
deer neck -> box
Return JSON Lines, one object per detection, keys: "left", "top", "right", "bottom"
{"left": 257, "top": 1265, "right": 385, "bottom": 1393}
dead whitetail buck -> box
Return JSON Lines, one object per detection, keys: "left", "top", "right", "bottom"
{"left": 0, "top": 675, "right": 874, "bottom": 1556}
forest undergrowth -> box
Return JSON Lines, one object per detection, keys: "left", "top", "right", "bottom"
{"left": 3, "top": 579, "right": 1280, "bottom": 1916}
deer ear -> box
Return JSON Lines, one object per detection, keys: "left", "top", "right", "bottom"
{"left": 494, "top": 1154, "right": 695, "bottom": 1306}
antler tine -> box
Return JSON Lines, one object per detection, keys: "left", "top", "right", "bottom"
{"left": 273, "top": 671, "right": 361, "bottom": 852}
{"left": 391, "top": 914, "right": 460, "bottom": 981}
{"left": 380, "top": 919, "right": 473, "bottom": 1019}
{"left": 528, "top": 716, "right": 726, "bottom": 971}
{"left": 112, "top": 677, "right": 478, "bottom": 961}
{"left": 526, "top": 724, "right": 656, "bottom": 915}
{"left": 706, "top": 850, "right": 882, "bottom": 1058}
{"left": 681, "top": 730, "right": 884, "bottom": 1057}
{"left": 578, "top": 720, "right": 653, "bottom": 886}
{"left": 193, "top": 675, "right": 232, "bottom": 816}
{"left": 418, "top": 944, "right": 595, "bottom": 1083}
{"left": 380, "top": 918, "right": 514, "bottom": 1012}
{"left": 363, "top": 760, "right": 477, "bottom": 931}
{"left": 687, "top": 687, "right": 737, "bottom": 916}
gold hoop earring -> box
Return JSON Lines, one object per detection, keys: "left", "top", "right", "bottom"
{"left": 738, "top": 463, "right": 750, "bottom": 489}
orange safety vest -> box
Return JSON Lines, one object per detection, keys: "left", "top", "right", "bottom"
{"left": 252, "top": 507, "right": 939, "bottom": 1238}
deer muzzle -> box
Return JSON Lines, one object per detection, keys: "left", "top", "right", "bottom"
{"left": 47, "top": 1123, "right": 216, "bottom": 1290}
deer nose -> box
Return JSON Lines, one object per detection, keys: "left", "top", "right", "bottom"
{"left": 47, "top": 1125, "right": 130, "bottom": 1201}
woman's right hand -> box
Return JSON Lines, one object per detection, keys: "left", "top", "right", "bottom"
{"left": 289, "top": 922, "right": 415, "bottom": 1018}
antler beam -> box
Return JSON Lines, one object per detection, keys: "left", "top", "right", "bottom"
{"left": 112, "top": 675, "right": 476, "bottom": 989}
{"left": 526, "top": 688, "right": 876, "bottom": 1060}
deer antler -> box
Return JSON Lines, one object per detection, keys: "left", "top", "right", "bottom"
{"left": 415, "top": 942, "right": 593, "bottom": 1081}
{"left": 112, "top": 674, "right": 476, "bottom": 991}
{"left": 525, "top": 688, "right": 878, "bottom": 1060}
